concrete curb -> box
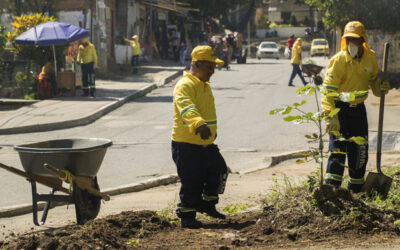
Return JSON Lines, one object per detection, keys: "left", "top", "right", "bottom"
{"left": 238, "top": 150, "right": 309, "bottom": 175}
{"left": 0, "top": 150, "right": 305, "bottom": 218}
{"left": 0, "top": 70, "right": 182, "bottom": 135}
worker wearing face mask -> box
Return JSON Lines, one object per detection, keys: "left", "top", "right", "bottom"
{"left": 321, "top": 21, "right": 390, "bottom": 193}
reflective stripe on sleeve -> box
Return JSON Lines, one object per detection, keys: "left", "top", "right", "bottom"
{"left": 180, "top": 104, "right": 196, "bottom": 117}
{"left": 206, "top": 120, "right": 217, "bottom": 126}
{"left": 323, "top": 83, "right": 338, "bottom": 91}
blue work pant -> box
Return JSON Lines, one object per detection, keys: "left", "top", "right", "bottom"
{"left": 171, "top": 141, "right": 228, "bottom": 210}
{"left": 81, "top": 62, "right": 95, "bottom": 95}
{"left": 325, "top": 102, "right": 368, "bottom": 192}
{"left": 288, "top": 63, "right": 307, "bottom": 86}
{"left": 131, "top": 55, "right": 139, "bottom": 73}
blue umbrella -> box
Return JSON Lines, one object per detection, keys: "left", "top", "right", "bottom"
{"left": 15, "top": 21, "right": 88, "bottom": 46}
{"left": 15, "top": 21, "right": 88, "bottom": 81}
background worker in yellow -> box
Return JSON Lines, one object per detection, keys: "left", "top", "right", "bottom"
{"left": 124, "top": 35, "right": 140, "bottom": 74}
{"left": 322, "top": 21, "right": 390, "bottom": 193}
{"left": 288, "top": 38, "right": 307, "bottom": 87}
{"left": 77, "top": 38, "right": 98, "bottom": 97}
{"left": 171, "top": 45, "right": 228, "bottom": 229}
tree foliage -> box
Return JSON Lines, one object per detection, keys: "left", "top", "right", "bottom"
{"left": 305, "top": 0, "right": 400, "bottom": 32}
{"left": 180, "top": 0, "right": 250, "bottom": 18}
{"left": 5, "top": 0, "right": 62, "bottom": 16}
{"left": 7, "top": 13, "right": 56, "bottom": 66}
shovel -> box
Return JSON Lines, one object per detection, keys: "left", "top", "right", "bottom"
{"left": 361, "top": 42, "right": 392, "bottom": 199}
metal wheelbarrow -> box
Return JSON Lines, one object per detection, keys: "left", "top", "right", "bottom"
{"left": 301, "top": 63, "right": 324, "bottom": 86}
{"left": 0, "top": 138, "right": 112, "bottom": 225}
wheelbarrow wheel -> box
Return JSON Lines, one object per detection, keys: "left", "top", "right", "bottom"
{"left": 73, "top": 177, "right": 101, "bottom": 225}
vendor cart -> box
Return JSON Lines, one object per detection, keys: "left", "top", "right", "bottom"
{"left": 0, "top": 138, "right": 112, "bottom": 225}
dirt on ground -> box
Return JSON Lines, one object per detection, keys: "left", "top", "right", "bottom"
{"left": 3, "top": 176, "right": 400, "bottom": 249}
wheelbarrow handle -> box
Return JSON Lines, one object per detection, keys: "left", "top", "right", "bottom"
{"left": 44, "top": 163, "right": 110, "bottom": 201}
{"left": 376, "top": 42, "right": 390, "bottom": 173}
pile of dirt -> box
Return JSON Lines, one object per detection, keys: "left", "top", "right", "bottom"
{"left": 3, "top": 182, "right": 400, "bottom": 249}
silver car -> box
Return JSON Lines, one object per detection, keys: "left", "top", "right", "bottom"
{"left": 257, "top": 41, "right": 280, "bottom": 60}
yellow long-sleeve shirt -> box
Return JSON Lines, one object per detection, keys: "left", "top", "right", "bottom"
{"left": 77, "top": 43, "right": 98, "bottom": 66}
{"left": 321, "top": 49, "right": 382, "bottom": 113}
{"left": 171, "top": 71, "right": 217, "bottom": 146}
{"left": 124, "top": 38, "right": 140, "bottom": 56}
{"left": 290, "top": 42, "right": 302, "bottom": 64}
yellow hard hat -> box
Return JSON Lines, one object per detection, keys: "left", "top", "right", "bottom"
{"left": 341, "top": 21, "right": 369, "bottom": 51}
{"left": 191, "top": 45, "right": 224, "bottom": 66}
{"left": 80, "top": 37, "right": 89, "bottom": 44}
{"left": 132, "top": 35, "right": 138, "bottom": 40}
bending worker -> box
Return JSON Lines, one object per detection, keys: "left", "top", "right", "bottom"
{"left": 77, "top": 37, "right": 98, "bottom": 97}
{"left": 171, "top": 45, "right": 228, "bottom": 229}
{"left": 288, "top": 38, "right": 307, "bottom": 87}
{"left": 322, "top": 21, "right": 390, "bottom": 193}
{"left": 124, "top": 35, "right": 140, "bottom": 74}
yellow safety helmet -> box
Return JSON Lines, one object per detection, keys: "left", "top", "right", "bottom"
{"left": 341, "top": 21, "right": 369, "bottom": 51}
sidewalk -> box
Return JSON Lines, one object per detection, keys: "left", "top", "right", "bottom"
{"left": 0, "top": 62, "right": 184, "bottom": 134}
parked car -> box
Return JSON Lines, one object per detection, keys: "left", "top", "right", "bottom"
{"left": 256, "top": 41, "right": 280, "bottom": 60}
{"left": 310, "top": 38, "right": 329, "bottom": 57}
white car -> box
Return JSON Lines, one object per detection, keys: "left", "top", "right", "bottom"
{"left": 257, "top": 41, "right": 280, "bottom": 60}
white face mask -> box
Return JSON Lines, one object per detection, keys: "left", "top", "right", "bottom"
{"left": 347, "top": 42, "right": 359, "bottom": 58}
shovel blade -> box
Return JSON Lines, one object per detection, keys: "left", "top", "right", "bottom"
{"left": 361, "top": 172, "right": 393, "bottom": 199}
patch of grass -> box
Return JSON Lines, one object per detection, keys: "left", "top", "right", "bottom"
{"left": 157, "top": 192, "right": 179, "bottom": 222}
{"left": 223, "top": 204, "right": 249, "bottom": 214}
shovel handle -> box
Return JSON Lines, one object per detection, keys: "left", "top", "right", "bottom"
{"left": 376, "top": 42, "right": 390, "bottom": 173}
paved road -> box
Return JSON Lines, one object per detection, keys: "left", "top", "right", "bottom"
{"left": 0, "top": 57, "right": 331, "bottom": 208}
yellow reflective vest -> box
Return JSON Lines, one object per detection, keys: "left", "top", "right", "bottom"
{"left": 171, "top": 71, "right": 217, "bottom": 146}
{"left": 290, "top": 42, "right": 302, "bottom": 64}
{"left": 77, "top": 42, "right": 98, "bottom": 66}
{"left": 321, "top": 49, "right": 381, "bottom": 113}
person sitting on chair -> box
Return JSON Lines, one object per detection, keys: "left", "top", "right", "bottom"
{"left": 39, "top": 57, "right": 56, "bottom": 96}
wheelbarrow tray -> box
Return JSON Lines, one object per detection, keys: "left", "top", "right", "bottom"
{"left": 302, "top": 63, "right": 324, "bottom": 76}
{"left": 14, "top": 138, "right": 112, "bottom": 177}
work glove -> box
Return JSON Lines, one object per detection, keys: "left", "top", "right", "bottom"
{"left": 195, "top": 124, "right": 212, "bottom": 140}
{"left": 326, "top": 115, "right": 340, "bottom": 134}
{"left": 381, "top": 80, "right": 390, "bottom": 95}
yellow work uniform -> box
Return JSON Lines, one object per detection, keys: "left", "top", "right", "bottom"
{"left": 321, "top": 49, "right": 382, "bottom": 113}
{"left": 172, "top": 71, "right": 217, "bottom": 146}
{"left": 290, "top": 42, "right": 302, "bottom": 64}
{"left": 124, "top": 38, "right": 140, "bottom": 56}
{"left": 77, "top": 43, "right": 98, "bottom": 66}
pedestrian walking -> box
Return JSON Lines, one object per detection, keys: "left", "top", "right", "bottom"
{"left": 124, "top": 35, "right": 141, "bottom": 74}
{"left": 171, "top": 45, "right": 228, "bottom": 229}
{"left": 178, "top": 41, "right": 187, "bottom": 66}
{"left": 288, "top": 38, "right": 307, "bottom": 87}
{"left": 77, "top": 38, "right": 98, "bottom": 97}
{"left": 322, "top": 21, "right": 390, "bottom": 193}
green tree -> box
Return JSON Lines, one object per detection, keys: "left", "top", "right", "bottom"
{"left": 5, "top": 0, "right": 63, "bottom": 16}
{"left": 305, "top": 0, "right": 400, "bottom": 32}
{"left": 180, "top": 0, "right": 251, "bottom": 19}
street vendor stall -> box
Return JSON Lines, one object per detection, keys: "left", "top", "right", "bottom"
{"left": 15, "top": 21, "right": 88, "bottom": 97}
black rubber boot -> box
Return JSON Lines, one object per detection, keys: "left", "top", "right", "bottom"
{"left": 176, "top": 209, "right": 202, "bottom": 229}
{"left": 197, "top": 202, "right": 226, "bottom": 219}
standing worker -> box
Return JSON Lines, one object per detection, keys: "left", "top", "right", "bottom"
{"left": 322, "top": 21, "right": 390, "bottom": 193}
{"left": 77, "top": 38, "right": 98, "bottom": 97}
{"left": 288, "top": 38, "right": 307, "bottom": 87}
{"left": 124, "top": 35, "right": 141, "bottom": 74}
{"left": 171, "top": 45, "right": 229, "bottom": 229}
